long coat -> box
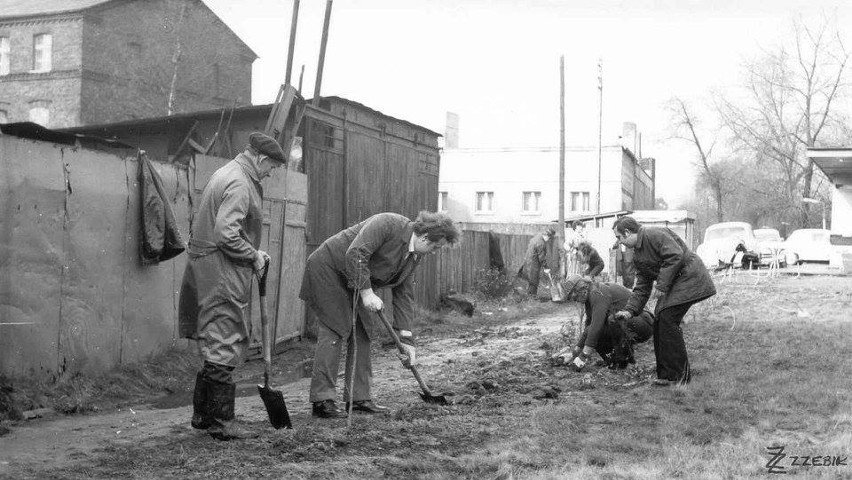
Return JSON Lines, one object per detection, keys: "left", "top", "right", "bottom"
{"left": 299, "top": 213, "right": 421, "bottom": 339}
{"left": 625, "top": 227, "right": 716, "bottom": 315}
{"left": 178, "top": 154, "right": 263, "bottom": 340}
{"left": 576, "top": 282, "right": 653, "bottom": 350}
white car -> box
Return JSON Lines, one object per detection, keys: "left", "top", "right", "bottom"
{"left": 696, "top": 222, "right": 757, "bottom": 269}
{"left": 754, "top": 228, "right": 786, "bottom": 267}
{"left": 784, "top": 229, "right": 832, "bottom": 264}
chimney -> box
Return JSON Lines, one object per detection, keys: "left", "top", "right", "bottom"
{"left": 621, "top": 121, "right": 637, "bottom": 156}
{"left": 445, "top": 112, "right": 459, "bottom": 149}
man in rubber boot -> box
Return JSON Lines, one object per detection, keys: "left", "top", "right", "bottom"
{"left": 300, "top": 211, "right": 460, "bottom": 419}
{"left": 178, "top": 132, "right": 287, "bottom": 440}
{"left": 553, "top": 275, "right": 653, "bottom": 371}
{"left": 612, "top": 216, "right": 716, "bottom": 386}
{"left": 518, "top": 227, "right": 555, "bottom": 296}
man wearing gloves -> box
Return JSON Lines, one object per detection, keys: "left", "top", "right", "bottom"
{"left": 612, "top": 216, "right": 716, "bottom": 386}
{"left": 300, "top": 211, "right": 460, "bottom": 419}
{"left": 179, "top": 132, "right": 287, "bottom": 440}
{"left": 555, "top": 275, "right": 653, "bottom": 371}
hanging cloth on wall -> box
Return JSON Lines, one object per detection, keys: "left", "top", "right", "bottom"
{"left": 138, "top": 151, "right": 185, "bottom": 264}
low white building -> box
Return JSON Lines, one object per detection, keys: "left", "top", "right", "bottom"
{"left": 807, "top": 148, "right": 852, "bottom": 271}
{"left": 438, "top": 142, "right": 654, "bottom": 225}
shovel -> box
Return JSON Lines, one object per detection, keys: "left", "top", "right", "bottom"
{"left": 376, "top": 310, "right": 449, "bottom": 405}
{"left": 256, "top": 259, "right": 293, "bottom": 429}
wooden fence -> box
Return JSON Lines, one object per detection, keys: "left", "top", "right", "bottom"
{"left": 436, "top": 230, "right": 532, "bottom": 295}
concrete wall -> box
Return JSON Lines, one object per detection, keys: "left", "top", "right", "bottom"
{"left": 0, "top": 17, "right": 84, "bottom": 127}
{"left": 439, "top": 145, "right": 629, "bottom": 223}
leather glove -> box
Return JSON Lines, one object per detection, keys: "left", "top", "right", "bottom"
{"left": 614, "top": 310, "right": 632, "bottom": 321}
{"left": 360, "top": 289, "right": 384, "bottom": 312}
{"left": 253, "top": 250, "right": 270, "bottom": 274}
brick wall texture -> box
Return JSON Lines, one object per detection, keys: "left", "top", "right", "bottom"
{"left": 0, "top": 0, "right": 254, "bottom": 128}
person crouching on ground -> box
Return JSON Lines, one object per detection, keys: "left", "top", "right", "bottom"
{"left": 179, "top": 132, "right": 286, "bottom": 440}
{"left": 577, "top": 241, "right": 605, "bottom": 281}
{"left": 518, "top": 227, "right": 555, "bottom": 296}
{"left": 612, "top": 216, "right": 716, "bottom": 386}
{"left": 555, "top": 275, "right": 653, "bottom": 371}
{"left": 300, "top": 211, "right": 460, "bottom": 418}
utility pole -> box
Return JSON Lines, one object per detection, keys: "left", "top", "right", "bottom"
{"left": 559, "top": 56, "right": 566, "bottom": 266}
{"left": 596, "top": 58, "right": 603, "bottom": 214}
{"left": 313, "top": 0, "right": 333, "bottom": 107}
{"left": 284, "top": 0, "right": 300, "bottom": 87}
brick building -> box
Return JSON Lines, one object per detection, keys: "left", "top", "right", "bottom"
{"left": 0, "top": 0, "right": 255, "bottom": 128}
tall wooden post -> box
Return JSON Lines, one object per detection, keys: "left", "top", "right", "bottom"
{"left": 284, "top": 0, "right": 300, "bottom": 87}
{"left": 558, "top": 55, "right": 566, "bottom": 274}
{"left": 312, "top": 0, "right": 333, "bottom": 107}
{"left": 596, "top": 58, "right": 603, "bottom": 215}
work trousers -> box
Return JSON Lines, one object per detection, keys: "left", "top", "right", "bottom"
{"left": 524, "top": 260, "right": 542, "bottom": 295}
{"left": 654, "top": 301, "right": 695, "bottom": 383}
{"left": 309, "top": 317, "right": 373, "bottom": 403}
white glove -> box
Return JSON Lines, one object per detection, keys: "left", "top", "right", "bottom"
{"left": 253, "top": 250, "right": 270, "bottom": 274}
{"left": 397, "top": 343, "right": 416, "bottom": 367}
{"left": 360, "top": 289, "right": 384, "bottom": 312}
{"left": 614, "top": 310, "right": 632, "bottom": 321}
{"left": 570, "top": 354, "right": 587, "bottom": 372}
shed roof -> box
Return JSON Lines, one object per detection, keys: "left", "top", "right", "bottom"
{"left": 807, "top": 148, "right": 852, "bottom": 186}
{"left": 0, "top": 0, "right": 113, "bottom": 19}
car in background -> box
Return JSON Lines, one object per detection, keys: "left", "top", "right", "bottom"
{"left": 784, "top": 229, "right": 832, "bottom": 264}
{"left": 754, "top": 228, "right": 786, "bottom": 267}
{"left": 696, "top": 222, "right": 757, "bottom": 269}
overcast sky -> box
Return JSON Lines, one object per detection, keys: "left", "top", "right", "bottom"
{"left": 205, "top": 0, "right": 852, "bottom": 206}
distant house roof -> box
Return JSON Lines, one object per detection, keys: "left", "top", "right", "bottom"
{"left": 0, "top": 0, "right": 114, "bottom": 19}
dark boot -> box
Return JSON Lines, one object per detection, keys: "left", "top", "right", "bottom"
{"left": 191, "top": 372, "right": 212, "bottom": 429}
{"left": 312, "top": 399, "right": 347, "bottom": 418}
{"left": 207, "top": 382, "right": 258, "bottom": 441}
{"left": 345, "top": 400, "right": 391, "bottom": 415}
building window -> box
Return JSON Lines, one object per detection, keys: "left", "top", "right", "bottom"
{"left": 475, "top": 191, "right": 494, "bottom": 213}
{"left": 0, "top": 110, "right": 7, "bottom": 123}
{"left": 0, "top": 37, "right": 9, "bottom": 75}
{"left": 438, "top": 191, "right": 448, "bottom": 211}
{"left": 33, "top": 33, "right": 52, "bottom": 72}
{"left": 28, "top": 100, "right": 50, "bottom": 126}
{"left": 570, "top": 191, "right": 590, "bottom": 212}
{"left": 522, "top": 191, "right": 541, "bottom": 213}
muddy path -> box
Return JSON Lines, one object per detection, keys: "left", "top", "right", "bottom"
{"left": 0, "top": 302, "right": 576, "bottom": 477}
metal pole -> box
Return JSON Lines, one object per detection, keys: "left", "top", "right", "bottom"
{"left": 284, "top": 0, "right": 300, "bottom": 87}
{"left": 596, "top": 59, "right": 603, "bottom": 215}
{"left": 312, "top": 0, "right": 333, "bottom": 107}
{"left": 559, "top": 56, "right": 565, "bottom": 242}
{"left": 298, "top": 64, "right": 305, "bottom": 93}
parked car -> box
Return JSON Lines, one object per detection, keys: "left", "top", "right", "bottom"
{"left": 784, "top": 229, "right": 832, "bottom": 264}
{"left": 696, "top": 222, "right": 757, "bottom": 269}
{"left": 754, "top": 228, "right": 786, "bottom": 267}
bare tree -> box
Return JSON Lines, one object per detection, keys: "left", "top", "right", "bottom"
{"left": 717, "top": 16, "right": 849, "bottom": 227}
{"left": 666, "top": 96, "right": 731, "bottom": 222}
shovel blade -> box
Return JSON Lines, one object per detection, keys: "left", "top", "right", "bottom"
{"left": 419, "top": 392, "right": 449, "bottom": 405}
{"left": 257, "top": 384, "right": 292, "bottom": 429}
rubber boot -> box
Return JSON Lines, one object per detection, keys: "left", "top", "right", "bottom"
{"left": 207, "top": 382, "right": 258, "bottom": 441}
{"left": 190, "top": 372, "right": 212, "bottom": 429}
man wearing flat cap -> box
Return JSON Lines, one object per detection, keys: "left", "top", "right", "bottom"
{"left": 179, "top": 132, "right": 286, "bottom": 440}
{"left": 519, "top": 226, "right": 556, "bottom": 296}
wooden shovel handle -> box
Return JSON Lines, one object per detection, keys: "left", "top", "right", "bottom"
{"left": 376, "top": 309, "right": 433, "bottom": 396}
{"left": 258, "top": 259, "right": 272, "bottom": 384}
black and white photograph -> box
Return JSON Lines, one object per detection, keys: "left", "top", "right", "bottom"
{"left": 1, "top": 0, "right": 851, "bottom": 478}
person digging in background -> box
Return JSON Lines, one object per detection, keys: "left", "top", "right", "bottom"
{"left": 178, "top": 132, "right": 286, "bottom": 441}
{"left": 612, "top": 216, "right": 716, "bottom": 386}
{"left": 553, "top": 275, "right": 653, "bottom": 371}
{"left": 300, "top": 211, "right": 460, "bottom": 419}
{"left": 518, "top": 227, "right": 555, "bottom": 296}
{"left": 578, "top": 241, "right": 605, "bottom": 281}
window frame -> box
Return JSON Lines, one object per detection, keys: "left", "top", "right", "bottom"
{"left": 475, "top": 191, "right": 494, "bottom": 214}
{"left": 0, "top": 36, "right": 9, "bottom": 75}
{"left": 32, "top": 33, "right": 52, "bottom": 72}
{"left": 521, "top": 191, "right": 542, "bottom": 214}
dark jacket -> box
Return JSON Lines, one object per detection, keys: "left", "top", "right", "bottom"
{"left": 626, "top": 227, "right": 716, "bottom": 315}
{"left": 139, "top": 152, "right": 185, "bottom": 264}
{"left": 577, "top": 283, "right": 629, "bottom": 349}
{"left": 524, "top": 233, "right": 550, "bottom": 268}
{"left": 299, "top": 213, "right": 421, "bottom": 339}
{"left": 584, "top": 248, "right": 605, "bottom": 277}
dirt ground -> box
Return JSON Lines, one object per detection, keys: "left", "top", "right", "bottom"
{"left": 1, "top": 273, "right": 851, "bottom": 479}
